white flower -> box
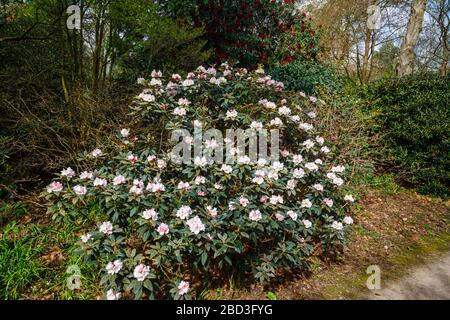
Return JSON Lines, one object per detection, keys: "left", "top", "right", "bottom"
{"left": 249, "top": 209, "right": 262, "bottom": 221}
{"left": 182, "top": 79, "right": 194, "bottom": 87}
{"left": 272, "top": 161, "right": 284, "bottom": 172}
{"left": 343, "top": 216, "right": 354, "bottom": 225}
{"left": 250, "top": 121, "right": 263, "bottom": 131}
{"left": 292, "top": 154, "right": 303, "bottom": 164}
{"left": 61, "top": 167, "right": 76, "bottom": 178}
{"left": 47, "top": 181, "right": 63, "bottom": 193}
{"left": 157, "top": 223, "right": 170, "bottom": 235}
{"left": 293, "top": 168, "right": 305, "bottom": 179}
{"left": 303, "top": 139, "right": 315, "bottom": 149}
{"left": 237, "top": 156, "right": 251, "bottom": 165}
{"left": 344, "top": 195, "right": 355, "bottom": 202}
{"left": 186, "top": 216, "right": 205, "bottom": 234}
{"left": 113, "top": 175, "right": 126, "bottom": 186}
{"left": 331, "top": 221, "right": 343, "bottom": 231}
{"left": 229, "top": 147, "right": 240, "bottom": 156}
{"left": 310, "top": 96, "right": 317, "bottom": 103}
{"left": 270, "top": 117, "right": 283, "bottom": 126}
{"left": 323, "top": 198, "right": 334, "bottom": 208}
{"left": 321, "top": 146, "right": 330, "bottom": 154}
{"left": 255, "top": 169, "right": 265, "bottom": 177}
{"left": 210, "top": 77, "right": 227, "bottom": 85}
{"left": 106, "top": 260, "right": 123, "bottom": 275}
{"left": 184, "top": 136, "right": 194, "bottom": 145}
{"left": 99, "top": 221, "right": 113, "bottom": 235}
{"left": 194, "top": 156, "right": 208, "bottom": 168}
{"left": 176, "top": 205, "right": 192, "bottom": 220}
{"left": 315, "top": 158, "right": 322, "bottom": 165}
{"left": 327, "top": 172, "right": 337, "bottom": 180}
{"left": 80, "top": 233, "right": 91, "bottom": 243}
{"left": 332, "top": 177, "right": 344, "bottom": 186}
{"left": 147, "top": 155, "right": 157, "bottom": 162}
{"left": 267, "top": 169, "right": 279, "bottom": 181}
{"left": 177, "top": 181, "right": 191, "bottom": 191}
{"left": 287, "top": 211, "right": 298, "bottom": 221}
{"left": 142, "top": 209, "right": 158, "bottom": 221}
{"left": 291, "top": 115, "right": 300, "bottom": 122}
{"left": 278, "top": 106, "right": 291, "bottom": 116}
{"left": 157, "top": 159, "right": 167, "bottom": 169}
{"left": 206, "top": 205, "right": 218, "bottom": 217}
{"left": 299, "top": 123, "right": 314, "bottom": 131}
{"left": 270, "top": 195, "right": 284, "bottom": 205}
{"left": 91, "top": 148, "right": 103, "bottom": 157}
{"left": 239, "top": 196, "right": 249, "bottom": 207}
{"left": 255, "top": 68, "right": 265, "bottom": 74}
{"left": 316, "top": 136, "right": 324, "bottom": 145}
{"left": 146, "top": 181, "right": 165, "bottom": 193}
{"left": 226, "top": 109, "right": 238, "bottom": 120}
{"left": 173, "top": 107, "right": 187, "bottom": 116}
{"left": 303, "top": 219, "right": 312, "bottom": 229}
{"left": 305, "top": 162, "right": 319, "bottom": 171}
{"left": 307, "top": 111, "right": 317, "bottom": 119}
{"left": 252, "top": 176, "right": 264, "bottom": 185}
{"left": 207, "top": 67, "right": 217, "bottom": 75}
{"left": 197, "top": 66, "right": 207, "bottom": 73}
{"left": 331, "top": 165, "right": 346, "bottom": 173}
{"left": 93, "top": 177, "right": 108, "bottom": 187}
{"left": 264, "top": 100, "right": 277, "bottom": 109}
{"left": 287, "top": 179, "right": 297, "bottom": 190}
{"left": 194, "top": 120, "right": 202, "bottom": 128}
{"left": 281, "top": 149, "right": 290, "bottom": 157}
{"left": 221, "top": 164, "right": 233, "bottom": 174}
{"left": 133, "top": 179, "right": 144, "bottom": 189}
{"left": 172, "top": 74, "right": 182, "bottom": 81}
{"left": 178, "top": 98, "right": 190, "bottom": 106}
{"left": 257, "top": 158, "right": 268, "bottom": 167}
{"left": 80, "top": 171, "right": 93, "bottom": 180}
{"left": 129, "top": 185, "right": 143, "bottom": 195}
{"left": 73, "top": 185, "right": 87, "bottom": 196}
{"left": 205, "top": 139, "right": 218, "bottom": 149}
{"left": 151, "top": 69, "right": 162, "bottom": 78}
{"left": 138, "top": 93, "right": 155, "bottom": 102}
{"left": 178, "top": 281, "right": 190, "bottom": 296}
{"left": 128, "top": 154, "right": 138, "bottom": 163}
{"left": 194, "top": 176, "right": 206, "bottom": 185}
{"left": 214, "top": 183, "right": 223, "bottom": 190}
{"left": 150, "top": 78, "right": 161, "bottom": 86}
{"left": 275, "top": 213, "right": 285, "bottom": 221}
{"left": 312, "top": 183, "right": 324, "bottom": 191}
{"left": 137, "top": 77, "right": 146, "bottom": 85}
{"left": 133, "top": 264, "right": 150, "bottom": 282}
{"left": 301, "top": 199, "right": 312, "bottom": 208}
{"left": 106, "top": 289, "right": 121, "bottom": 300}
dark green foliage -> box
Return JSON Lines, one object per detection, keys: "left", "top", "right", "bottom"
{"left": 269, "top": 62, "right": 339, "bottom": 94}
{"left": 363, "top": 74, "right": 450, "bottom": 198}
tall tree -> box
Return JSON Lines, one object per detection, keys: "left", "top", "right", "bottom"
{"left": 396, "top": 0, "right": 428, "bottom": 76}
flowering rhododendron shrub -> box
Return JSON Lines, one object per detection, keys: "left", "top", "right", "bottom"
{"left": 45, "top": 62, "right": 356, "bottom": 300}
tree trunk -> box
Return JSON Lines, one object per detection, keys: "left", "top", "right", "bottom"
{"left": 396, "top": 0, "right": 428, "bottom": 76}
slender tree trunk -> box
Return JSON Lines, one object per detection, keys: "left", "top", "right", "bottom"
{"left": 396, "top": 0, "right": 428, "bottom": 76}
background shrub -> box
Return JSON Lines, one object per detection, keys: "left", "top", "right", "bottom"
{"left": 269, "top": 62, "right": 340, "bottom": 94}
{"left": 363, "top": 73, "right": 450, "bottom": 198}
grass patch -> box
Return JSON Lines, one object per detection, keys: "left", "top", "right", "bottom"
{"left": 0, "top": 222, "right": 46, "bottom": 299}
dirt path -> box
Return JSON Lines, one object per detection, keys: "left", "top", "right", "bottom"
{"left": 368, "top": 252, "right": 450, "bottom": 300}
